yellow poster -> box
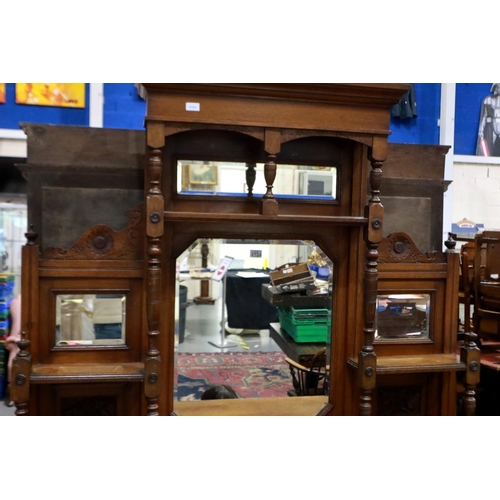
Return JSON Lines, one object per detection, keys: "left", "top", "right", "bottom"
{"left": 0, "top": 83, "right": 5, "bottom": 104}
{"left": 15, "top": 83, "right": 85, "bottom": 108}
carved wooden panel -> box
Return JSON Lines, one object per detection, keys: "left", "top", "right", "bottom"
{"left": 36, "top": 382, "right": 142, "bottom": 416}
{"left": 41, "top": 187, "right": 144, "bottom": 250}
{"left": 378, "top": 232, "right": 446, "bottom": 264}
{"left": 376, "top": 385, "right": 422, "bottom": 416}
{"left": 41, "top": 205, "right": 144, "bottom": 260}
{"left": 61, "top": 396, "right": 117, "bottom": 416}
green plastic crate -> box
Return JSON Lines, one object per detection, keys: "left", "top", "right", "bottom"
{"left": 278, "top": 307, "right": 330, "bottom": 343}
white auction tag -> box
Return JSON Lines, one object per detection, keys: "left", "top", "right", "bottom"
{"left": 185, "top": 102, "right": 200, "bottom": 112}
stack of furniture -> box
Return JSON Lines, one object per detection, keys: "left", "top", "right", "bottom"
{"left": 473, "top": 231, "right": 500, "bottom": 342}
{"left": 454, "top": 231, "right": 500, "bottom": 414}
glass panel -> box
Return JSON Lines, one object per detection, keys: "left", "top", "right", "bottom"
{"left": 375, "top": 294, "right": 430, "bottom": 340}
{"left": 177, "top": 160, "right": 337, "bottom": 200}
{"left": 56, "top": 294, "right": 126, "bottom": 346}
{"left": 0, "top": 202, "right": 27, "bottom": 296}
{"left": 174, "top": 238, "right": 333, "bottom": 409}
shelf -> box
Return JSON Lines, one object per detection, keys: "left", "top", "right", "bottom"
{"left": 174, "top": 396, "right": 330, "bottom": 416}
{"left": 269, "top": 323, "right": 325, "bottom": 366}
{"left": 262, "top": 284, "right": 331, "bottom": 308}
{"left": 30, "top": 362, "right": 145, "bottom": 384}
{"left": 347, "top": 354, "right": 465, "bottom": 375}
{"left": 164, "top": 210, "right": 367, "bottom": 225}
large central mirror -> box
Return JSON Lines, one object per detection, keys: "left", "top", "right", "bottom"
{"left": 172, "top": 238, "right": 334, "bottom": 415}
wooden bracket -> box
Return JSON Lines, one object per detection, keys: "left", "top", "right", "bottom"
{"left": 357, "top": 350, "right": 377, "bottom": 391}
{"left": 147, "top": 195, "right": 164, "bottom": 238}
{"left": 264, "top": 129, "right": 281, "bottom": 155}
{"left": 147, "top": 122, "right": 165, "bottom": 149}
{"left": 365, "top": 203, "right": 384, "bottom": 244}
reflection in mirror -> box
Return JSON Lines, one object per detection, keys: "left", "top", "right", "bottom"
{"left": 174, "top": 238, "right": 333, "bottom": 410}
{"left": 177, "top": 160, "right": 337, "bottom": 200}
{"left": 55, "top": 294, "right": 126, "bottom": 346}
{"left": 375, "top": 294, "right": 430, "bottom": 341}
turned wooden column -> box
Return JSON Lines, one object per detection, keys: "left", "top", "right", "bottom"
{"left": 194, "top": 241, "right": 215, "bottom": 305}
{"left": 449, "top": 234, "right": 480, "bottom": 416}
{"left": 145, "top": 144, "right": 164, "bottom": 416}
{"left": 261, "top": 130, "right": 280, "bottom": 216}
{"left": 245, "top": 162, "right": 256, "bottom": 197}
{"left": 11, "top": 226, "right": 38, "bottom": 415}
{"left": 358, "top": 138, "right": 386, "bottom": 416}
{"left": 12, "top": 332, "right": 31, "bottom": 416}
{"left": 460, "top": 333, "right": 480, "bottom": 416}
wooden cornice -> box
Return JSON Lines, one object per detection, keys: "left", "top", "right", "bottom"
{"left": 140, "top": 83, "right": 409, "bottom": 109}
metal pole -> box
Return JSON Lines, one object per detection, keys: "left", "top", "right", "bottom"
{"left": 208, "top": 273, "right": 238, "bottom": 348}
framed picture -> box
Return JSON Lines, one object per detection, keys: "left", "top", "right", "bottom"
{"left": 15, "top": 83, "right": 85, "bottom": 108}
{"left": 189, "top": 164, "right": 218, "bottom": 185}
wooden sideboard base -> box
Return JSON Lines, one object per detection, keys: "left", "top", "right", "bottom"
{"left": 173, "top": 396, "right": 329, "bottom": 416}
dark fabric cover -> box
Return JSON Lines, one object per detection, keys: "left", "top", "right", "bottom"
{"left": 391, "top": 83, "right": 418, "bottom": 119}
{"left": 225, "top": 269, "right": 279, "bottom": 329}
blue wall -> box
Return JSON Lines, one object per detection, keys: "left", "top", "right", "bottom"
{"left": 103, "top": 83, "right": 146, "bottom": 129}
{"left": 0, "top": 83, "right": 90, "bottom": 129}
{"left": 0, "top": 83, "right": 145, "bottom": 131}
{"left": 0, "top": 83, "right": 490, "bottom": 154}
{"left": 454, "top": 83, "right": 491, "bottom": 155}
{"left": 389, "top": 83, "right": 441, "bottom": 145}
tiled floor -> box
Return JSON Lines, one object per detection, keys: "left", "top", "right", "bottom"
{"left": 178, "top": 298, "right": 280, "bottom": 354}
{"left": 0, "top": 396, "right": 15, "bottom": 416}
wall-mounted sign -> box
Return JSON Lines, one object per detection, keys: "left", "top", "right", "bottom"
{"left": 451, "top": 218, "right": 484, "bottom": 240}
{"left": 0, "top": 83, "right": 5, "bottom": 104}
{"left": 15, "top": 83, "right": 85, "bottom": 108}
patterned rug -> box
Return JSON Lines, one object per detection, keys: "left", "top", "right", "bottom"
{"left": 175, "top": 351, "right": 294, "bottom": 401}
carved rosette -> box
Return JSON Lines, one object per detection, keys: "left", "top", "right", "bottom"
{"left": 87, "top": 227, "right": 114, "bottom": 255}
{"left": 378, "top": 232, "right": 446, "bottom": 264}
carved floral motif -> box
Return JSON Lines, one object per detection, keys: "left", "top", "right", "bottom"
{"left": 378, "top": 232, "right": 446, "bottom": 264}
{"left": 42, "top": 205, "right": 144, "bottom": 260}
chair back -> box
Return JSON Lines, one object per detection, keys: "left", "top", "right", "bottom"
{"left": 460, "top": 242, "right": 475, "bottom": 284}
{"left": 285, "top": 348, "right": 327, "bottom": 397}
{"left": 461, "top": 250, "right": 473, "bottom": 333}
{"left": 473, "top": 231, "right": 500, "bottom": 341}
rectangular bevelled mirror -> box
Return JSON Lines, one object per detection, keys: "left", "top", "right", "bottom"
{"left": 55, "top": 294, "right": 126, "bottom": 346}
{"left": 375, "top": 294, "right": 430, "bottom": 341}
{"left": 176, "top": 160, "right": 338, "bottom": 200}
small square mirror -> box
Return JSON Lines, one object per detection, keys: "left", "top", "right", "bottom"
{"left": 55, "top": 294, "right": 126, "bottom": 346}
{"left": 375, "top": 294, "right": 430, "bottom": 340}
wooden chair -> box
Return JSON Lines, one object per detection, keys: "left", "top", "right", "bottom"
{"left": 460, "top": 243, "right": 475, "bottom": 334}
{"left": 285, "top": 347, "right": 327, "bottom": 396}
{"left": 473, "top": 231, "right": 500, "bottom": 343}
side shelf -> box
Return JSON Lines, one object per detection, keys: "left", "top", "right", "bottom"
{"left": 347, "top": 354, "right": 465, "bottom": 375}
{"left": 30, "top": 362, "right": 145, "bottom": 384}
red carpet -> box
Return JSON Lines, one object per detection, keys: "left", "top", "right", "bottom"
{"left": 175, "top": 351, "right": 294, "bottom": 401}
